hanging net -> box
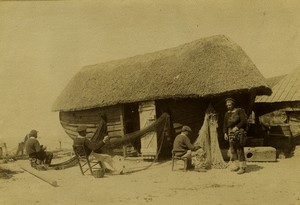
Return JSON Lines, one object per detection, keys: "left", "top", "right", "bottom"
{"left": 51, "top": 114, "right": 170, "bottom": 172}
{"left": 194, "top": 105, "right": 227, "bottom": 169}
{"left": 91, "top": 116, "right": 108, "bottom": 143}
{"left": 107, "top": 113, "right": 170, "bottom": 149}
{"left": 89, "top": 113, "right": 170, "bottom": 151}
{"left": 96, "top": 113, "right": 170, "bottom": 173}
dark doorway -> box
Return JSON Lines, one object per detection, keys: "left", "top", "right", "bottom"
{"left": 124, "top": 103, "right": 141, "bottom": 154}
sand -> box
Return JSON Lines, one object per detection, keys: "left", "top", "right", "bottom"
{"left": 1, "top": 154, "right": 300, "bottom": 205}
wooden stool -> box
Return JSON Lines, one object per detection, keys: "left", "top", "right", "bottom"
{"left": 29, "top": 157, "right": 46, "bottom": 170}
{"left": 172, "top": 154, "right": 188, "bottom": 171}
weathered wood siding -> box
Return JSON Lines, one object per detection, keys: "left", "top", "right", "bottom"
{"left": 59, "top": 105, "right": 125, "bottom": 154}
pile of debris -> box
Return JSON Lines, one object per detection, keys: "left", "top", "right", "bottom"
{"left": 0, "top": 166, "right": 18, "bottom": 179}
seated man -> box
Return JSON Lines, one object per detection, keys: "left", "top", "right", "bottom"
{"left": 73, "top": 125, "right": 126, "bottom": 174}
{"left": 172, "top": 126, "right": 206, "bottom": 172}
{"left": 25, "top": 130, "right": 53, "bottom": 167}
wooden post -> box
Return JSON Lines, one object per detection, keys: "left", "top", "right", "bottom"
{"left": 248, "top": 90, "right": 257, "bottom": 115}
{"left": 120, "top": 106, "right": 126, "bottom": 158}
{"left": 59, "top": 140, "right": 62, "bottom": 151}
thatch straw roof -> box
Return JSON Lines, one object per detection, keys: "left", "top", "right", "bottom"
{"left": 52, "top": 35, "right": 271, "bottom": 112}
{"left": 256, "top": 68, "right": 300, "bottom": 103}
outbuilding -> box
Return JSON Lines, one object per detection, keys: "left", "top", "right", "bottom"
{"left": 255, "top": 68, "right": 300, "bottom": 153}
{"left": 52, "top": 35, "right": 271, "bottom": 158}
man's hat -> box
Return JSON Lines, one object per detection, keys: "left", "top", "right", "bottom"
{"left": 225, "top": 97, "right": 236, "bottom": 104}
{"left": 76, "top": 125, "right": 87, "bottom": 132}
{"left": 29, "top": 130, "right": 38, "bottom": 136}
{"left": 182, "top": 125, "right": 192, "bottom": 132}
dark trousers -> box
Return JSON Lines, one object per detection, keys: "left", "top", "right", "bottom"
{"left": 229, "top": 141, "right": 245, "bottom": 162}
{"left": 30, "top": 151, "right": 53, "bottom": 165}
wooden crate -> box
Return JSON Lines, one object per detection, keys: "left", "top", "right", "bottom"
{"left": 244, "top": 147, "right": 276, "bottom": 162}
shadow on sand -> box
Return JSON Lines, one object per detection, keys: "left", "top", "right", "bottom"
{"left": 246, "top": 164, "right": 264, "bottom": 173}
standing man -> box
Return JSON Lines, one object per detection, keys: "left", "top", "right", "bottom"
{"left": 223, "top": 98, "right": 248, "bottom": 174}
{"left": 172, "top": 125, "right": 206, "bottom": 172}
{"left": 25, "top": 130, "right": 53, "bottom": 166}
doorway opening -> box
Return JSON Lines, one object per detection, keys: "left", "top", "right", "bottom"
{"left": 124, "top": 103, "right": 141, "bottom": 155}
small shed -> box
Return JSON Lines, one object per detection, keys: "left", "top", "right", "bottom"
{"left": 52, "top": 35, "right": 271, "bottom": 158}
{"left": 255, "top": 68, "right": 300, "bottom": 153}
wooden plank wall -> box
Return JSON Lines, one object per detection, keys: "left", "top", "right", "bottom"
{"left": 59, "top": 105, "right": 125, "bottom": 155}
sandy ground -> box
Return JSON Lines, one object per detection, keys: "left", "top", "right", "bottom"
{"left": 1, "top": 152, "right": 300, "bottom": 205}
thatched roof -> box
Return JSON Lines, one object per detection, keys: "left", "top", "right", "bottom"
{"left": 52, "top": 35, "right": 271, "bottom": 112}
{"left": 256, "top": 68, "right": 300, "bottom": 103}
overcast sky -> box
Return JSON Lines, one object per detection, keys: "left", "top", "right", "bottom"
{"left": 1, "top": 0, "right": 300, "bottom": 150}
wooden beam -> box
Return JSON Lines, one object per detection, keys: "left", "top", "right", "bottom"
{"left": 120, "top": 107, "right": 126, "bottom": 158}
{"left": 18, "top": 163, "right": 58, "bottom": 187}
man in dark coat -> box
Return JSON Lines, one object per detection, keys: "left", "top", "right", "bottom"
{"left": 73, "top": 125, "right": 109, "bottom": 155}
{"left": 223, "top": 98, "right": 248, "bottom": 174}
{"left": 73, "top": 125, "right": 126, "bottom": 174}
{"left": 25, "top": 130, "right": 53, "bottom": 166}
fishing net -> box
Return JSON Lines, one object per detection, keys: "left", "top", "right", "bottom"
{"left": 194, "top": 105, "right": 227, "bottom": 169}
{"left": 90, "top": 116, "right": 108, "bottom": 143}
{"left": 90, "top": 113, "right": 170, "bottom": 150}
{"left": 93, "top": 113, "right": 170, "bottom": 173}
{"left": 107, "top": 113, "right": 170, "bottom": 149}
{"left": 48, "top": 114, "right": 170, "bottom": 171}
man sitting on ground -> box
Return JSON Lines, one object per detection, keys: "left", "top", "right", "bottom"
{"left": 73, "top": 125, "right": 126, "bottom": 174}
{"left": 25, "top": 130, "right": 53, "bottom": 167}
{"left": 172, "top": 126, "right": 207, "bottom": 172}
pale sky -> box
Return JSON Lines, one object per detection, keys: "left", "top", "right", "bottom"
{"left": 1, "top": 0, "right": 300, "bottom": 150}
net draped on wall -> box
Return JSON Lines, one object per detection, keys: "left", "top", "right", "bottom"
{"left": 108, "top": 113, "right": 170, "bottom": 149}
{"left": 90, "top": 113, "right": 170, "bottom": 152}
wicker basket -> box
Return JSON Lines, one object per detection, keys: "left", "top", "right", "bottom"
{"left": 92, "top": 169, "right": 105, "bottom": 178}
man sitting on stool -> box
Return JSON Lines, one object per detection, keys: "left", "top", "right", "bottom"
{"left": 25, "top": 130, "right": 53, "bottom": 167}
{"left": 172, "top": 126, "right": 206, "bottom": 172}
